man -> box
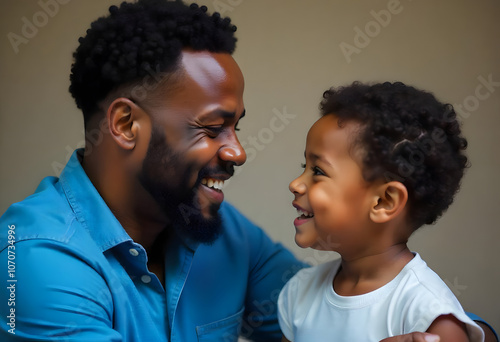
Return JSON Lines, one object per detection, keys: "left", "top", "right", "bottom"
{"left": 0, "top": 1, "right": 496, "bottom": 341}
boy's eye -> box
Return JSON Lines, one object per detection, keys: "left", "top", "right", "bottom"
{"left": 311, "top": 166, "right": 325, "bottom": 176}
{"left": 300, "top": 163, "right": 325, "bottom": 176}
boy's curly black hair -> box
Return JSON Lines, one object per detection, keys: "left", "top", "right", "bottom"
{"left": 69, "top": 0, "right": 237, "bottom": 126}
{"left": 320, "top": 82, "right": 468, "bottom": 230}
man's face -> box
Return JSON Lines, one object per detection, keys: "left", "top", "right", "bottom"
{"left": 138, "top": 50, "right": 246, "bottom": 243}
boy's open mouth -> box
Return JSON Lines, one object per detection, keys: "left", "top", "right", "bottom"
{"left": 296, "top": 208, "right": 314, "bottom": 219}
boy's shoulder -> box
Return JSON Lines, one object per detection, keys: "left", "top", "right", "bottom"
{"left": 285, "top": 258, "right": 341, "bottom": 295}
{"left": 397, "top": 253, "right": 459, "bottom": 303}
{"left": 389, "top": 253, "right": 483, "bottom": 339}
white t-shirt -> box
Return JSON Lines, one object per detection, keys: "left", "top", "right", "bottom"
{"left": 278, "top": 253, "right": 484, "bottom": 342}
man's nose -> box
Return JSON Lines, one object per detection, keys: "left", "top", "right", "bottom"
{"left": 219, "top": 134, "right": 247, "bottom": 167}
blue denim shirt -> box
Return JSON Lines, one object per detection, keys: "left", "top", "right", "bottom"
{"left": 0, "top": 150, "right": 304, "bottom": 341}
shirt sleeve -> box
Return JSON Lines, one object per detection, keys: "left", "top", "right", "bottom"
{"left": 0, "top": 239, "right": 123, "bottom": 341}
{"left": 404, "top": 289, "right": 484, "bottom": 342}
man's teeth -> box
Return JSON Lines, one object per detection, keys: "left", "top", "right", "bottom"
{"left": 201, "top": 178, "right": 225, "bottom": 191}
{"left": 297, "top": 209, "right": 314, "bottom": 218}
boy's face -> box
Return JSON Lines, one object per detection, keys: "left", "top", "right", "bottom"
{"left": 289, "top": 114, "right": 379, "bottom": 253}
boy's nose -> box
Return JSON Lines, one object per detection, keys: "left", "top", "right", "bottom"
{"left": 289, "top": 175, "right": 306, "bottom": 195}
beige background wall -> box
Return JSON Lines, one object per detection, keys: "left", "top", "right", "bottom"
{"left": 1, "top": 0, "right": 499, "bottom": 329}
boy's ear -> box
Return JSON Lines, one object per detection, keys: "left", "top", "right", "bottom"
{"left": 107, "top": 98, "right": 145, "bottom": 150}
{"left": 369, "top": 181, "right": 408, "bottom": 224}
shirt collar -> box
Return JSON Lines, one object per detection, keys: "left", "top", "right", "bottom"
{"left": 172, "top": 229, "right": 200, "bottom": 253}
{"left": 59, "top": 149, "right": 132, "bottom": 252}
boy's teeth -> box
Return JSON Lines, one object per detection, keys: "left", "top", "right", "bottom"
{"left": 201, "top": 178, "right": 225, "bottom": 191}
{"left": 297, "top": 208, "right": 314, "bottom": 218}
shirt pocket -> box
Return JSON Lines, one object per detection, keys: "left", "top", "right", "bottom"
{"left": 196, "top": 307, "right": 244, "bottom": 342}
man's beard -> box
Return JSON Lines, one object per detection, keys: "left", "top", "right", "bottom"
{"left": 138, "top": 126, "right": 223, "bottom": 244}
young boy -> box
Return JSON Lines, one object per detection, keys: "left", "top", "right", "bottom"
{"left": 278, "top": 82, "right": 484, "bottom": 341}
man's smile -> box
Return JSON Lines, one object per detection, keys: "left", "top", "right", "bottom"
{"left": 201, "top": 177, "right": 226, "bottom": 191}
{"left": 198, "top": 175, "right": 231, "bottom": 205}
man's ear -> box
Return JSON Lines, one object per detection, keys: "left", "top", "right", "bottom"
{"left": 107, "top": 98, "right": 145, "bottom": 150}
{"left": 369, "top": 181, "right": 408, "bottom": 224}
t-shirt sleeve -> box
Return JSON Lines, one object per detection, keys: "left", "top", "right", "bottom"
{"left": 0, "top": 239, "right": 122, "bottom": 341}
{"left": 403, "top": 284, "right": 484, "bottom": 342}
{"left": 278, "top": 276, "right": 296, "bottom": 341}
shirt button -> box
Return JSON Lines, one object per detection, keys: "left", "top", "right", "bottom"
{"left": 141, "top": 275, "right": 152, "bottom": 284}
{"left": 129, "top": 248, "right": 139, "bottom": 257}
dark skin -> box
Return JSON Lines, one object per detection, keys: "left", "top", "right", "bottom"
{"left": 83, "top": 50, "right": 246, "bottom": 287}
{"left": 283, "top": 115, "right": 481, "bottom": 342}
{"left": 83, "top": 96, "right": 167, "bottom": 283}
{"left": 83, "top": 50, "right": 494, "bottom": 341}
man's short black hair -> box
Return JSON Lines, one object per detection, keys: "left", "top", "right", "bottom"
{"left": 320, "top": 81, "right": 468, "bottom": 230}
{"left": 69, "top": 0, "right": 237, "bottom": 125}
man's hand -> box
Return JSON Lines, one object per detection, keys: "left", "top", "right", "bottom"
{"left": 379, "top": 333, "right": 440, "bottom": 342}
{"left": 379, "top": 320, "right": 499, "bottom": 342}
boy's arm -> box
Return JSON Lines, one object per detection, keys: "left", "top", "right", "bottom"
{"left": 284, "top": 331, "right": 444, "bottom": 342}
{"left": 426, "top": 314, "right": 469, "bottom": 342}
{"left": 381, "top": 313, "right": 496, "bottom": 342}
{"left": 283, "top": 333, "right": 445, "bottom": 342}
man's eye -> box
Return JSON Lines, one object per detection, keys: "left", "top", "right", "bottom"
{"left": 204, "top": 126, "right": 223, "bottom": 136}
